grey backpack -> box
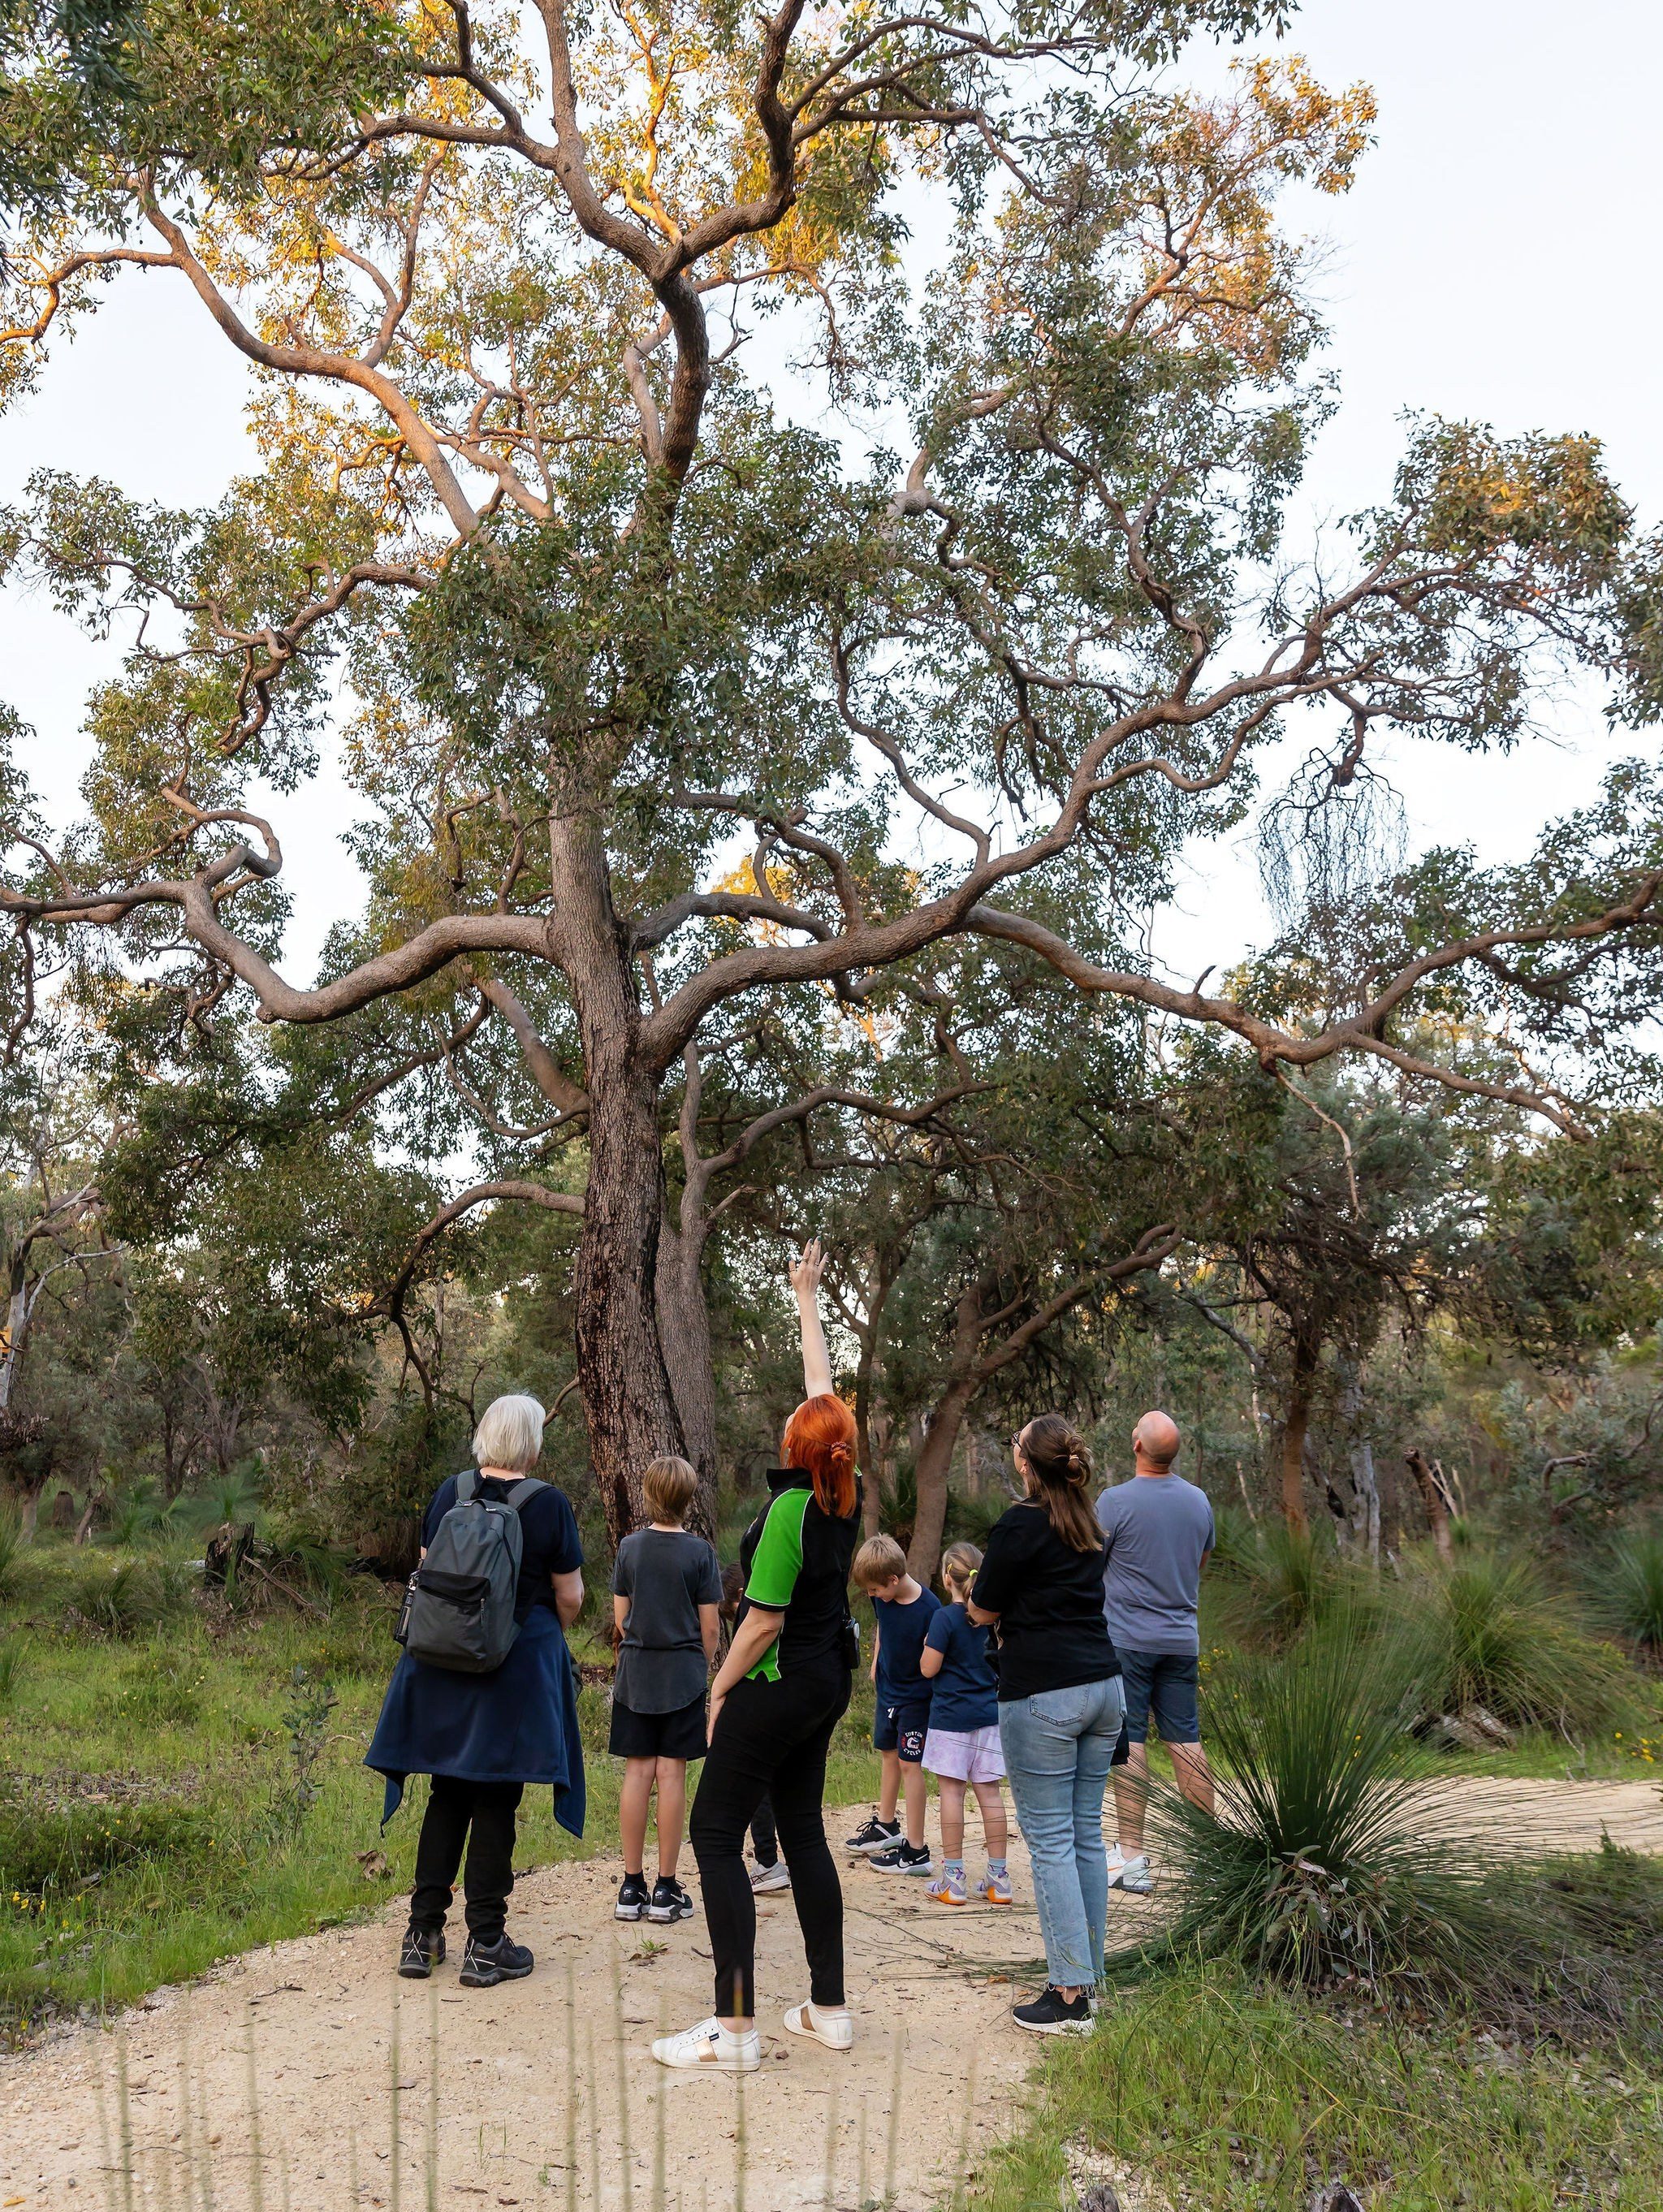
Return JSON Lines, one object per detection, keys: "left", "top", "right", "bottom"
{"left": 395, "top": 1471, "right": 544, "bottom": 1674}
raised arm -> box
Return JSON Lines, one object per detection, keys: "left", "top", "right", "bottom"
{"left": 788, "top": 1238, "right": 834, "bottom": 1399}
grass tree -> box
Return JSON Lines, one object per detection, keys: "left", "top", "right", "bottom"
{"left": 3, "top": 2, "right": 1661, "bottom": 1545}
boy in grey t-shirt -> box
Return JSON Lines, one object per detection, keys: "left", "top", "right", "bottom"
{"left": 1096, "top": 1411, "right": 1215, "bottom": 1894}
{"left": 610, "top": 1457, "right": 723, "bottom": 1925}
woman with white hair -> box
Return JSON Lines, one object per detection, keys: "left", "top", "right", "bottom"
{"left": 366, "top": 1393, "right": 585, "bottom": 1990}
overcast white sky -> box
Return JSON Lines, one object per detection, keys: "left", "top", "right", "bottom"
{"left": 2, "top": 0, "right": 1657, "bottom": 985}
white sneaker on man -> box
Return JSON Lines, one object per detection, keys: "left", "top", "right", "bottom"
{"left": 784, "top": 2000, "right": 853, "bottom": 2051}
{"left": 749, "top": 1859, "right": 791, "bottom": 1894}
{"left": 1108, "top": 1847, "right": 1154, "bottom": 1894}
{"left": 650, "top": 2018, "right": 761, "bottom": 2071}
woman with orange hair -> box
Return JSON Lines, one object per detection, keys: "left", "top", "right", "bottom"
{"left": 654, "top": 1241, "right": 862, "bottom": 2072}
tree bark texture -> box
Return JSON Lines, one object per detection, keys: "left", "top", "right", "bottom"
{"left": 1339, "top": 1358, "right": 1381, "bottom": 1567}
{"left": 551, "top": 814, "right": 688, "bottom": 1549}
{"left": 654, "top": 1217, "right": 719, "bottom": 1538}
{"left": 1280, "top": 1337, "right": 1316, "bottom": 1532}
{"left": 1405, "top": 1447, "right": 1454, "bottom": 1559}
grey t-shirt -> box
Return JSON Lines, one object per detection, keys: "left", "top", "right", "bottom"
{"left": 611, "top": 1527, "right": 724, "bottom": 1713}
{"left": 1096, "top": 1475, "right": 1216, "bottom": 1656}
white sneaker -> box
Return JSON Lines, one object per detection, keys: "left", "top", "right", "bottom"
{"left": 784, "top": 2001, "right": 853, "bottom": 2051}
{"left": 650, "top": 2018, "right": 761, "bottom": 2071}
{"left": 750, "top": 1860, "right": 791, "bottom": 1894}
{"left": 1109, "top": 1851, "right": 1154, "bottom": 1894}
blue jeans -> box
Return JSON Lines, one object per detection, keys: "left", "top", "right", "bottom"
{"left": 998, "top": 1676, "right": 1126, "bottom": 1990}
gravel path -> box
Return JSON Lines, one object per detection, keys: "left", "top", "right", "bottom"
{"left": 2, "top": 1778, "right": 1658, "bottom": 2211}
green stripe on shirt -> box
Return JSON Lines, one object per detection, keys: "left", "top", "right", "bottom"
{"left": 744, "top": 1488, "right": 811, "bottom": 1679}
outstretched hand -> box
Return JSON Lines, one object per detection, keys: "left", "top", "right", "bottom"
{"left": 788, "top": 1237, "right": 826, "bottom": 1297}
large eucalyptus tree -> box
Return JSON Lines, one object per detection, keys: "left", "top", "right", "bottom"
{"left": 2, "top": 0, "right": 1660, "bottom": 1542}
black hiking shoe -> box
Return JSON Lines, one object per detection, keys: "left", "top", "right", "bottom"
{"left": 844, "top": 1813, "right": 901, "bottom": 1856}
{"left": 459, "top": 1933, "right": 534, "bottom": 1989}
{"left": 615, "top": 1872, "right": 651, "bottom": 1921}
{"left": 1012, "top": 1985, "right": 1093, "bottom": 2037}
{"left": 398, "top": 1924, "right": 445, "bottom": 1979}
{"left": 647, "top": 1877, "right": 695, "bottom": 1924}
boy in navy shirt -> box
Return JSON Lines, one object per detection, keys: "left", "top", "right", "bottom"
{"left": 920, "top": 1542, "right": 1010, "bottom": 1905}
{"left": 849, "top": 1534, "right": 939, "bottom": 1873}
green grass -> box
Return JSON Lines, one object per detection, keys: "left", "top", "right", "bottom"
{"left": 0, "top": 1534, "right": 884, "bottom": 2041}
{"left": 972, "top": 1962, "right": 1663, "bottom": 2211}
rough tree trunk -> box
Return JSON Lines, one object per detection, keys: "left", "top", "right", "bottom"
{"left": 1405, "top": 1447, "right": 1454, "bottom": 1559}
{"left": 654, "top": 1217, "right": 719, "bottom": 1538}
{"left": 1280, "top": 1338, "right": 1315, "bottom": 1532}
{"left": 1338, "top": 1358, "right": 1380, "bottom": 1568}
{"left": 553, "top": 814, "right": 687, "bottom": 1549}
{"left": 908, "top": 1376, "right": 978, "bottom": 1583}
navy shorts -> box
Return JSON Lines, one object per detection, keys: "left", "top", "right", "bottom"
{"left": 1118, "top": 1651, "right": 1201, "bottom": 1745}
{"left": 609, "top": 1691, "right": 708, "bottom": 1761}
{"left": 873, "top": 1700, "right": 930, "bottom": 1764}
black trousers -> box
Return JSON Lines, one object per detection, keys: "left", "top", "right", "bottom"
{"left": 750, "top": 1797, "right": 778, "bottom": 1866}
{"left": 410, "top": 1775, "right": 524, "bottom": 1942}
{"left": 689, "top": 1661, "right": 850, "bottom": 2019}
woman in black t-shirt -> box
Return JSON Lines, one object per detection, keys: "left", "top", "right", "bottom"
{"left": 970, "top": 1414, "right": 1124, "bottom": 2037}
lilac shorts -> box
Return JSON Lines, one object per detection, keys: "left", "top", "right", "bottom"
{"left": 922, "top": 1723, "right": 1006, "bottom": 1784}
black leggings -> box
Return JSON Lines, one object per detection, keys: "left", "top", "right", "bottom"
{"left": 410, "top": 1775, "right": 524, "bottom": 1942}
{"left": 689, "top": 1662, "right": 851, "bottom": 2019}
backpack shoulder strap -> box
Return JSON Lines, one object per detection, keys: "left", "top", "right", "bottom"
{"left": 456, "top": 1469, "right": 479, "bottom": 1504}
{"left": 505, "top": 1478, "right": 546, "bottom": 1513}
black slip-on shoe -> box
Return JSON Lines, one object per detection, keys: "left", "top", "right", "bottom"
{"left": 460, "top": 1933, "right": 533, "bottom": 1988}
{"left": 615, "top": 1873, "right": 650, "bottom": 1922}
{"left": 398, "top": 1924, "right": 445, "bottom": 1979}
{"left": 1012, "top": 1985, "right": 1093, "bottom": 2036}
{"left": 647, "top": 1877, "right": 695, "bottom": 1924}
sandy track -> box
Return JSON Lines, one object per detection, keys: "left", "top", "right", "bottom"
{"left": 2, "top": 1779, "right": 1658, "bottom": 2212}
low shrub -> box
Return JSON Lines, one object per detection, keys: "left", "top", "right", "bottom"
{"left": 64, "top": 1557, "right": 196, "bottom": 1637}
{"left": 1121, "top": 1615, "right": 1485, "bottom": 1990}
{"left": 0, "top": 1635, "right": 26, "bottom": 1704}
{"left": 1389, "top": 1549, "right": 1631, "bottom": 1735}
{"left": 1212, "top": 1515, "right": 1343, "bottom": 1648}
{"left": 1594, "top": 1528, "right": 1663, "bottom": 1657}
{"left": 0, "top": 1789, "right": 205, "bottom": 1902}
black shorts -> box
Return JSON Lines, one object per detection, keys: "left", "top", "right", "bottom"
{"left": 1118, "top": 1651, "right": 1201, "bottom": 1745}
{"left": 873, "top": 1700, "right": 930, "bottom": 1763}
{"left": 609, "top": 1691, "right": 708, "bottom": 1761}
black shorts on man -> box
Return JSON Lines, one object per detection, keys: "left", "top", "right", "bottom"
{"left": 609, "top": 1691, "right": 709, "bottom": 1762}
{"left": 1117, "top": 1650, "right": 1201, "bottom": 1745}
{"left": 874, "top": 1700, "right": 930, "bottom": 1763}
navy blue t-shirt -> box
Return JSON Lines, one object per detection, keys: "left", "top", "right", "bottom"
{"left": 421, "top": 1473, "right": 583, "bottom": 1625}
{"left": 874, "top": 1583, "right": 940, "bottom": 1704}
{"left": 922, "top": 1601, "right": 998, "bottom": 1732}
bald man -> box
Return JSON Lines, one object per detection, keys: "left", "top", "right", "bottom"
{"left": 1096, "top": 1411, "right": 1216, "bottom": 1894}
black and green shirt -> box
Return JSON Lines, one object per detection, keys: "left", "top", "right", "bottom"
{"left": 738, "top": 1467, "right": 860, "bottom": 1682}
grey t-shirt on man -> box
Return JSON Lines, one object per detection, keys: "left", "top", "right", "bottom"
{"left": 1096, "top": 1474, "right": 1216, "bottom": 1657}
{"left": 611, "top": 1527, "right": 724, "bottom": 1713}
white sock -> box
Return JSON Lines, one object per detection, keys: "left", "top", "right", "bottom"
{"left": 810, "top": 2000, "right": 849, "bottom": 2019}
{"left": 716, "top": 2022, "right": 753, "bottom": 2049}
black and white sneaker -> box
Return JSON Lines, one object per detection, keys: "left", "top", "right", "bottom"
{"left": 459, "top": 1933, "right": 534, "bottom": 1988}
{"left": 1012, "top": 1985, "right": 1093, "bottom": 2036}
{"left": 844, "top": 1814, "right": 901, "bottom": 1856}
{"left": 615, "top": 1873, "right": 651, "bottom": 1921}
{"left": 397, "top": 1924, "right": 445, "bottom": 1979}
{"left": 869, "top": 1839, "right": 933, "bottom": 1875}
{"left": 648, "top": 1877, "right": 695, "bottom": 1924}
